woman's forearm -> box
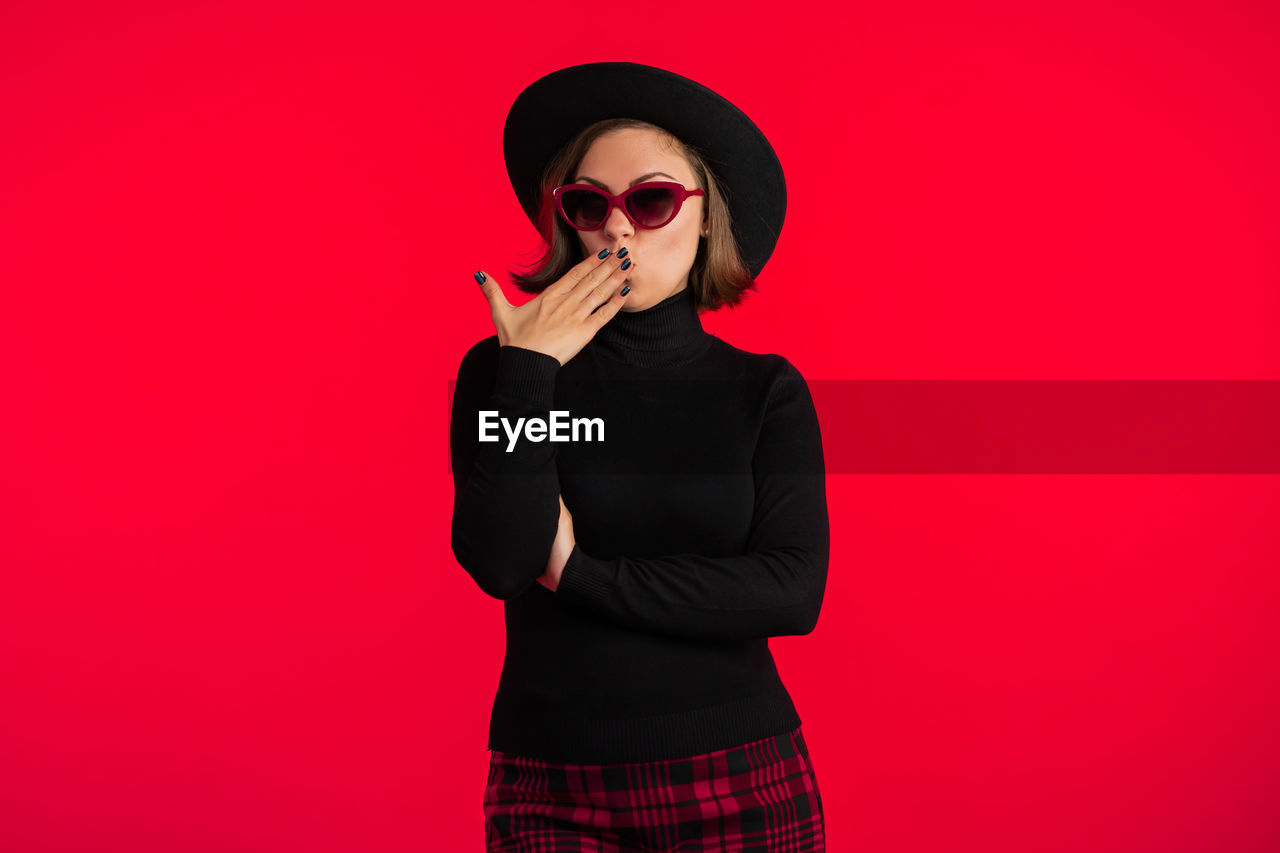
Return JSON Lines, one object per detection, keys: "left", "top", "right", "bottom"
{"left": 450, "top": 338, "right": 563, "bottom": 599}
{"left": 551, "top": 359, "right": 830, "bottom": 641}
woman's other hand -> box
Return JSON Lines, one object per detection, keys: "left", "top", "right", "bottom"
{"left": 537, "top": 495, "right": 576, "bottom": 592}
{"left": 474, "top": 250, "right": 633, "bottom": 366}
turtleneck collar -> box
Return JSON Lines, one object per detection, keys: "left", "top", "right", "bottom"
{"left": 590, "top": 286, "right": 710, "bottom": 367}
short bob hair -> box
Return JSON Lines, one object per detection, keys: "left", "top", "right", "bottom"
{"left": 508, "top": 118, "right": 756, "bottom": 312}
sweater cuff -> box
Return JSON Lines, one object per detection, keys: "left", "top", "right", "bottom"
{"left": 556, "top": 544, "right": 616, "bottom": 606}
{"left": 496, "top": 345, "right": 560, "bottom": 406}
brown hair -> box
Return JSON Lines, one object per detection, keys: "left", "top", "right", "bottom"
{"left": 507, "top": 118, "right": 756, "bottom": 312}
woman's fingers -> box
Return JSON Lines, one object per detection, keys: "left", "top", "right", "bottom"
{"left": 586, "top": 279, "right": 632, "bottom": 332}
{"left": 578, "top": 258, "right": 633, "bottom": 317}
{"left": 473, "top": 270, "right": 512, "bottom": 312}
{"left": 573, "top": 251, "right": 633, "bottom": 306}
{"left": 543, "top": 249, "right": 615, "bottom": 298}
{"left": 474, "top": 270, "right": 516, "bottom": 346}
{"left": 547, "top": 249, "right": 632, "bottom": 305}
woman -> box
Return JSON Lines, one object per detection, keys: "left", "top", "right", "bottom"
{"left": 450, "top": 62, "right": 830, "bottom": 851}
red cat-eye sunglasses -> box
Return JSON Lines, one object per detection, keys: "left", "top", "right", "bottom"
{"left": 553, "top": 181, "right": 705, "bottom": 231}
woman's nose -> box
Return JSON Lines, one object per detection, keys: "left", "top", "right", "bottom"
{"left": 602, "top": 202, "right": 634, "bottom": 240}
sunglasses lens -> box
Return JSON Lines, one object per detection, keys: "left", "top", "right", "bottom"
{"left": 626, "top": 186, "right": 677, "bottom": 227}
{"left": 561, "top": 189, "right": 609, "bottom": 229}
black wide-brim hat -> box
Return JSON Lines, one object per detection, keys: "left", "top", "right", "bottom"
{"left": 503, "top": 62, "right": 786, "bottom": 280}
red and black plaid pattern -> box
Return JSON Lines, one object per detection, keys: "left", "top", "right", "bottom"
{"left": 483, "top": 727, "right": 824, "bottom": 851}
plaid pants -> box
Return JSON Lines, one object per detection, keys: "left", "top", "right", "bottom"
{"left": 483, "top": 727, "right": 825, "bottom": 851}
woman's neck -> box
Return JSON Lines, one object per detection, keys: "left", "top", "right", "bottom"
{"left": 590, "top": 286, "right": 708, "bottom": 366}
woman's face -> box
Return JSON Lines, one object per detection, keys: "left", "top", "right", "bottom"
{"left": 571, "top": 127, "right": 707, "bottom": 312}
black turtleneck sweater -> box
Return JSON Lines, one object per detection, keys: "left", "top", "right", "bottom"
{"left": 449, "top": 285, "right": 829, "bottom": 764}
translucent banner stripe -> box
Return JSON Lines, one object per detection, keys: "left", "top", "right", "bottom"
{"left": 447, "top": 381, "right": 1280, "bottom": 474}
{"left": 808, "top": 380, "right": 1280, "bottom": 473}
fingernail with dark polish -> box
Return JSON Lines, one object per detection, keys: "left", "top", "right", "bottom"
{"left": 617, "top": 247, "right": 628, "bottom": 258}
{"left": 474, "top": 271, "right": 486, "bottom": 285}
{"left": 597, "top": 248, "right": 611, "bottom": 259}
{"left": 620, "top": 285, "right": 631, "bottom": 296}
{"left": 620, "top": 258, "right": 631, "bottom": 270}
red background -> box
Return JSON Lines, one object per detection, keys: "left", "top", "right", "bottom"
{"left": 3, "top": 1, "right": 1279, "bottom": 850}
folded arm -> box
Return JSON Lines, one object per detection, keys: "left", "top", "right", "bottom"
{"left": 554, "top": 359, "right": 830, "bottom": 642}
{"left": 449, "top": 339, "right": 563, "bottom": 599}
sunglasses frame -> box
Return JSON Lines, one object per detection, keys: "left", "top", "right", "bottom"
{"left": 552, "top": 181, "right": 706, "bottom": 231}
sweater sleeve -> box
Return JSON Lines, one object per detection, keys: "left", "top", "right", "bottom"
{"left": 449, "top": 338, "right": 564, "bottom": 600}
{"left": 554, "top": 358, "right": 830, "bottom": 642}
